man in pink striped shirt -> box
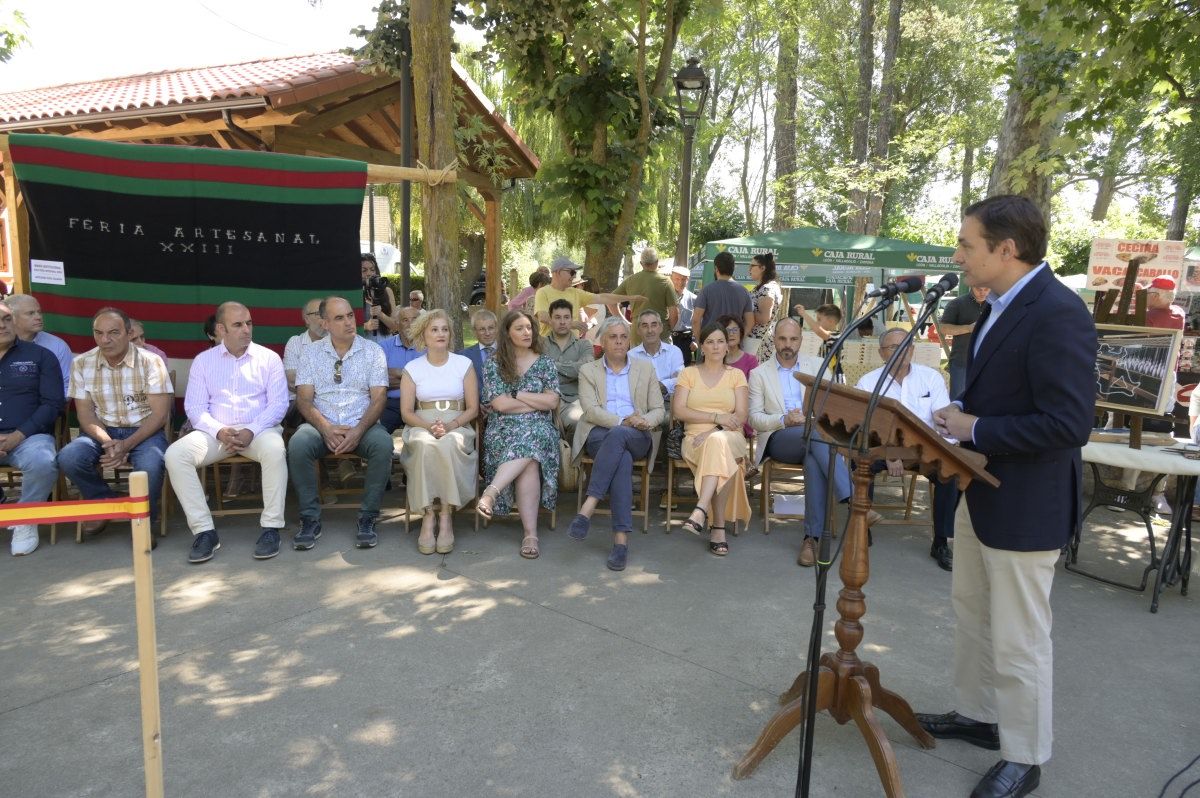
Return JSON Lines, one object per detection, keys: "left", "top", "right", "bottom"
{"left": 165, "top": 302, "right": 289, "bottom": 564}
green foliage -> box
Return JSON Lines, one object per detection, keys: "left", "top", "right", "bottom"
{"left": 690, "top": 191, "right": 746, "bottom": 246}
{"left": 0, "top": 4, "right": 28, "bottom": 64}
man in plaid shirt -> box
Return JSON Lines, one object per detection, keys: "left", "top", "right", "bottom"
{"left": 59, "top": 307, "right": 173, "bottom": 537}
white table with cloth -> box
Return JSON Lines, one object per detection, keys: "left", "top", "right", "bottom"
{"left": 1069, "top": 439, "right": 1198, "bottom": 612}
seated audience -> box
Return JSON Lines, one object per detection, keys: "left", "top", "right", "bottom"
{"left": 380, "top": 306, "right": 422, "bottom": 433}
{"left": 568, "top": 316, "right": 665, "bottom": 571}
{"left": 672, "top": 322, "right": 751, "bottom": 556}
{"left": 478, "top": 311, "right": 561, "bottom": 559}
{"left": 399, "top": 309, "right": 479, "bottom": 556}
{"left": 165, "top": 302, "right": 289, "bottom": 564}
{"left": 3, "top": 294, "right": 73, "bottom": 393}
{"left": 59, "top": 307, "right": 172, "bottom": 539}
{"left": 283, "top": 298, "right": 329, "bottom": 404}
{"left": 409, "top": 290, "right": 425, "bottom": 311}
{"left": 670, "top": 265, "right": 697, "bottom": 365}
{"left": 0, "top": 302, "right": 65, "bottom": 556}
{"left": 542, "top": 298, "right": 594, "bottom": 437}
{"left": 716, "top": 314, "right": 757, "bottom": 438}
{"left": 129, "top": 319, "right": 170, "bottom": 364}
{"left": 629, "top": 309, "right": 684, "bottom": 397}
{"left": 855, "top": 327, "right": 958, "bottom": 570}
{"left": 459, "top": 309, "right": 499, "bottom": 401}
{"left": 749, "top": 318, "right": 876, "bottom": 567}
{"left": 288, "top": 297, "right": 391, "bottom": 551}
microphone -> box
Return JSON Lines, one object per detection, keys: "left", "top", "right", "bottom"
{"left": 924, "top": 273, "right": 960, "bottom": 302}
{"left": 866, "top": 274, "right": 925, "bottom": 298}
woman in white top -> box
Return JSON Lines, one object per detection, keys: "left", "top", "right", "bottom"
{"left": 399, "top": 309, "right": 480, "bottom": 555}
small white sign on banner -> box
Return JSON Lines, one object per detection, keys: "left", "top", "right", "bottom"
{"left": 30, "top": 259, "right": 66, "bottom": 286}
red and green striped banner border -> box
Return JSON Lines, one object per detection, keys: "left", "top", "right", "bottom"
{"left": 37, "top": 277, "right": 360, "bottom": 358}
{"left": 9, "top": 133, "right": 366, "bottom": 205}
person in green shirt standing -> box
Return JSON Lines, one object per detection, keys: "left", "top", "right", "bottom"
{"left": 614, "top": 247, "right": 679, "bottom": 345}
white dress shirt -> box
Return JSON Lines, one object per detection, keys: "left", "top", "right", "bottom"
{"left": 856, "top": 362, "right": 952, "bottom": 439}
{"left": 629, "top": 340, "right": 685, "bottom": 395}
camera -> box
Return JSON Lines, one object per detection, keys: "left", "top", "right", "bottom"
{"left": 363, "top": 275, "right": 388, "bottom": 307}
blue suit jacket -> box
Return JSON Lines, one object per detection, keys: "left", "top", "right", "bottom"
{"left": 457, "top": 343, "right": 488, "bottom": 400}
{"left": 960, "top": 266, "right": 1097, "bottom": 552}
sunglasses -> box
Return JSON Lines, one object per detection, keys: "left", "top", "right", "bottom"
{"left": 334, "top": 359, "right": 343, "bottom": 384}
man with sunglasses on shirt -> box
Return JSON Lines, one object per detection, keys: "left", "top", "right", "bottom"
{"left": 288, "top": 296, "right": 391, "bottom": 551}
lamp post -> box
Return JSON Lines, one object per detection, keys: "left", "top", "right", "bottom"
{"left": 673, "top": 57, "right": 709, "bottom": 271}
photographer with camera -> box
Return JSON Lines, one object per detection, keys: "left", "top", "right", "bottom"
{"left": 361, "top": 253, "right": 400, "bottom": 344}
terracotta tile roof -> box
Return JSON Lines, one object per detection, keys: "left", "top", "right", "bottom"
{"left": 0, "top": 52, "right": 365, "bottom": 124}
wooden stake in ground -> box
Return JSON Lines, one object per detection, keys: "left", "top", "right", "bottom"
{"left": 128, "top": 471, "right": 164, "bottom": 798}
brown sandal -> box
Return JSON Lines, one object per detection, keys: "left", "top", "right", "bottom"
{"left": 520, "top": 535, "right": 540, "bottom": 559}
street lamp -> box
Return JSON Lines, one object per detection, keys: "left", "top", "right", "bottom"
{"left": 673, "top": 56, "right": 709, "bottom": 272}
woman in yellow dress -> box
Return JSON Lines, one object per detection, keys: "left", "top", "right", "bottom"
{"left": 671, "top": 322, "right": 751, "bottom": 555}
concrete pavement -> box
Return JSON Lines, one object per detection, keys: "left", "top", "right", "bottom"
{"left": 1, "top": 484, "right": 1197, "bottom": 797}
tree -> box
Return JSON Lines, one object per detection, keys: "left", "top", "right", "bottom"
{"left": 845, "top": 0, "right": 874, "bottom": 233}
{"left": 0, "top": 4, "right": 28, "bottom": 63}
{"left": 773, "top": 20, "right": 799, "bottom": 230}
{"left": 467, "top": 0, "right": 689, "bottom": 289}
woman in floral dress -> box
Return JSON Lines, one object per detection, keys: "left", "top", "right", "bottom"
{"left": 749, "top": 252, "right": 783, "bottom": 364}
{"left": 479, "top": 310, "right": 561, "bottom": 559}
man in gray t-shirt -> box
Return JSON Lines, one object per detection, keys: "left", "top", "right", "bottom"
{"left": 692, "top": 251, "right": 754, "bottom": 346}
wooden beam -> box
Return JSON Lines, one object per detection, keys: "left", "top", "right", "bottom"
{"left": 210, "top": 130, "right": 234, "bottom": 150}
{"left": 484, "top": 194, "right": 502, "bottom": 312}
{"left": 458, "top": 168, "right": 498, "bottom": 192}
{"left": 65, "top": 109, "right": 304, "bottom": 142}
{"left": 330, "top": 124, "right": 370, "bottom": 149}
{"left": 355, "top": 113, "right": 396, "bottom": 152}
{"left": 275, "top": 129, "right": 459, "bottom": 186}
{"left": 293, "top": 85, "right": 400, "bottom": 136}
{"left": 0, "top": 138, "right": 29, "bottom": 293}
{"left": 270, "top": 74, "right": 397, "bottom": 115}
{"left": 466, "top": 197, "right": 486, "bottom": 224}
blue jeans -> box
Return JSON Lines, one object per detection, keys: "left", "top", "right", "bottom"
{"left": 765, "top": 425, "right": 852, "bottom": 540}
{"left": 58, "top": 427, "right": 168, "bottom": 523}
{"left": 584, "top": 425, "right": 652, "bottom": 533}
{"left": 0, "top": 433, "right": 58, "bottom": 503}
{"left": 287, "top": 422, "right": 393, "bottom": 520}
{"left": 949, "top": 361, "right": 967, "bottom": 401}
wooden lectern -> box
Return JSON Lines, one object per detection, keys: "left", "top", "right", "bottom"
{"left": 733, "top": 376, "right": 999, "bottom": 797}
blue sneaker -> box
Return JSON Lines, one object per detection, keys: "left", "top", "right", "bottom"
{"left": 188, "top": 530, "right": 220, "bottom": 564}
{"left": 293, "top": 518, "right": 322, "bottom": 551}
{"left": 356, "top": 514, "right": 379, "bottom": 548}
{"left": 254, "top": 528, "right": 281, "bottom": 559}
{"left": 606, "top": 543, "right": 628, "bottom": 571}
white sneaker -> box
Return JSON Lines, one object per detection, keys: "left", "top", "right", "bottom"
{"left": 11, "top": 525, "right": 39, "bottom": 556}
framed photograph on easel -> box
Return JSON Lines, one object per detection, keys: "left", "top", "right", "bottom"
{"left": 1094, "top": 323, "right": 1183, "bottom": 415}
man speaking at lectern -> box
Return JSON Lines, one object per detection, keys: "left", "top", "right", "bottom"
{"left": 920, "top": 195, "right": 1096, "bottom": 798}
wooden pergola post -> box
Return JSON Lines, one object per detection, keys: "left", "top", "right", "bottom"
{"left": 0, "top": 139, "right": 30, "bottom": 293}
{"left": 483, "top": 190, "right": 502, "bottom": 312}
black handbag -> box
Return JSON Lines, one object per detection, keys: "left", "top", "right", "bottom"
{"left": 665, "top": 420, "right": 685, "bottom": 460}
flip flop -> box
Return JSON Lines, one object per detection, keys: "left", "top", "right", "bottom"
{"left": 520, "top": 536, "right": 540, "bottom": 559}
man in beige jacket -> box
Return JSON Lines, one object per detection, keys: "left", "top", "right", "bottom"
{"left": 749, "top": 318, "right": 876, "bottom": 566}
{"left": 567, "top": 316, "right": 665, "bottom": 570}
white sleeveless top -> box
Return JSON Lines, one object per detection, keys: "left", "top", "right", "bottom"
{"left": 403, "top": 353, "right": 472, "bottom": 402}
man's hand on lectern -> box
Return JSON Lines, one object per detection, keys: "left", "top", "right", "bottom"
{"left": 933, "top": 403, "right": 976, "bottom": 442}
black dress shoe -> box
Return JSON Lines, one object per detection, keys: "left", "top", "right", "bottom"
{"left": 971, "top": 760, "right": 1040, "bottom": 798}
{"left": 931, "top": 541, "right": 953, "bottom": 571}
{"left": 915, "top": 710, "right": 999, "bottom": 750}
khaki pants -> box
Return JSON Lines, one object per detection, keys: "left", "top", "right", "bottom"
{"left": 166, "top": 428, "right": 288, "bottom": 534}
{"left": 557, "top": 400, "right": 584, "bottom": 439}
{"left": 952, "top": 501, "right": 1058, "bottom": 765}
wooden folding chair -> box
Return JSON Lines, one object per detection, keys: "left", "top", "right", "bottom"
{"left": 663, "top": 456, "right": 745, "bottom": 535}
{"left": 759, "top": 457, "right": 806, "bottom": 534}
{"left": 316, "top": 451, "right": 410, "bottom": 534}
{"left": 870, "top": 471, "right": 934, "bottom": 530}
{"left": 575, "top": 452, "right": 653, "bottom": 534}
{"left": 0, "top": 414, "right": 67, "bottom": 544}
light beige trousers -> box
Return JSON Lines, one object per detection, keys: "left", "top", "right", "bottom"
{"left": 165, "top": 428, "right": 287, "bottom": 534}
{"left": 952, "top": 500, "right": 1058, "bottom": 765}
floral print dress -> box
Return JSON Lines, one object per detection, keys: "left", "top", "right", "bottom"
{"left": 751, "top": 280, "right": 783, "bottom": 364}
{"left": 482, "top": 355, "right": 561, "bottom": 514}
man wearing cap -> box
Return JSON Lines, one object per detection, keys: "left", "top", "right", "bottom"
{"left": 534, "top": 256, "right": 643, "bottom": 338}
{"left": 669, "top": 265, "right": 697, "bottom": 365}
{"left": 613, "top": 247, "right": 679, "bottom": 346}
{"left": 1145, "top": 275, "right": 1185, "bottom": 330}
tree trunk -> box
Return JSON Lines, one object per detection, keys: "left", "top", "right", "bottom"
{"left": 460, "top": 233, "right": 485, "bottom": 303}
{"left": 960, "top": 144, "right": 975, "bottom": 217}
{"left": 741, "top": 131, "right": 755, "bottom": 233}
{"left": 409, "top": 0, "right": 461, "bottom": 328}
{"left": 1091, "top": 124, "right": 1134, "bottom": 221}
{"left": 988, "top": 34, "right": 1068, "bottom": 224}
{"left": 864, "top": 0, "right": 901, "bottom": 236}
{"left": 1167, "top": 177, "right": 1195, "bottom": 240}
{"left": 1092, "top": 174, "right": 1117, "bottom": 222}
{"left": 846, "top": 0, "right": 874, "bottom": 234}
{"left": 772, "top": 22, "right": 799, "bottom": 231}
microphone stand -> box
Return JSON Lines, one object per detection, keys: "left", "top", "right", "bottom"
{"left": 794, "top": 292, "right": 899, "bottom": 798}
